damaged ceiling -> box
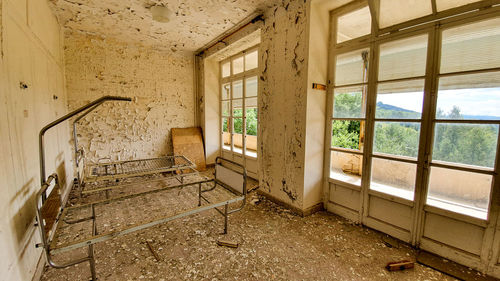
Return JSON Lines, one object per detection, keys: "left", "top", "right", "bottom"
{"left": 48, "top": 0, "right": 281, "bottom": 51}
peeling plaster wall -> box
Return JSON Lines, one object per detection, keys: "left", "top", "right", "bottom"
{"left": 258, "top": 0, "right": 309, "bottom": 209}
{"left": 65, "top": 33, "right": 195, "bottom": 163}
{"left": 0, "top": 0, "right": 71, "bottom": 280}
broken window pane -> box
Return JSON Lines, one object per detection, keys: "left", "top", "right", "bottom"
{"left": 335, "top": 48, "right": 369, "bottom": 86}
{"left": 245, "top": 51, "right": 258, "bottom": 71}
{"left": 222, "top": 118, "right": 231, "bottom": 150}
{"left": 221, "top": 83, "right": 230, "bottom": 100}
{"left": 222, "top": 101, "right": 230, "bottom": 117}
{"left": 379, "top": 0, "right": 432, "bottom": 28}
{"left": 427, "top": 167, "right": 492, "bottom": 219}
{"left": 222, "top": 62, "right": 230, "bottom": 77}
{"left": 337, "top": 6, "right": 371, "bottom": 43}
{"left": 333, "top": 86, "right": 365, "bottom": 118}
{"left": 232, "top": 56, "right": 244, "bottom": 75}
{"left": 440, "top": 17, "right": 500, "bottom": 74}
{"left": 330, "top": 150, "right": 362, "bottom": 186}
{"left": 245, "top": 76, "right": 258, "bottom": 97}
{"left": 432, "top": 123, "right": 499, "bottom": 168}
{"left": 376, "top": 80, "right": 424, "bottom": 119}
{"left": 233, "top": 118, "right": 243, "bottom": 154}
{"left": 370, "top": 157, "right": 416, "bottom": 201}
{"left": 373, "top": 121, "right": 421, "bottom": 158}
{"left": 378, "top": 34, "right": 428, "bottom": 81}
{"left": 436, "top": 73, "right": 500, "bottom": 120}
{"left": 331, "top": 120, "right": 363, "bottom": 151}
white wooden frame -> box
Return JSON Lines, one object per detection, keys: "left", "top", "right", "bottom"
{"left": 324, "top": 0, "right": 500, "bottom": 277}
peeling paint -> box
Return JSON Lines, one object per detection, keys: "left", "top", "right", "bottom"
{"left": 48, "top": 0, "right": 280, "bottom": 51}
{"left": 65, "top": 33, "right": 195, "bottom": 163}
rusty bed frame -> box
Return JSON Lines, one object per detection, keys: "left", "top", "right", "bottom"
{"left": 35, "top": 96, "right": 248, "bottom": 280}
{"left": 71, "top": 100, "right": 198, "bottom": 196}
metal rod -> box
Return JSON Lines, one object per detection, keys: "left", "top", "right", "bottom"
{"left": 224, "top": 204, "right": 228, "bottom": 234}
{"left": 198, "top": 183, "right": 202, "bottom": 207}
{"left": 39, "top": 96, "right": 131, "bottom": 200}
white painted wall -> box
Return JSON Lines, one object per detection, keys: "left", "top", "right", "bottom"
{"left": 303, "top": 0, "right": 353, "bottom": 210}
{"left": 203, "top": 58, "right": 220, "bottom": 164}
{"left": 0, "top": 0, "right": 70, "bottom": 280}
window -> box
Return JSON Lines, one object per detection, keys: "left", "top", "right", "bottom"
{"left": 220, "top": 47, "right": 259, "bottom": 158}
{"left": 329, "top": 48, "right": 369, "bottom": 186}
{"left": 327, "top": 4, "right": 500, "bottom": 219}
{"left": 426, "top": 18, "right": 500, "bottom": 219}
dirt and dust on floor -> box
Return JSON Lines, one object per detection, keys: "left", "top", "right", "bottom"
{"left": 41, "top": 170, "right": 458, "bottom": 281}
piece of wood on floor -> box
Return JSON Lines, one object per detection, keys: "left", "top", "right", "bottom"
{"left": 417, "top": 250, "right": 497, "bottom": 281}
{"left": 171, "top": 127, "right": 206, "bottom": 171}
{"left": 146, "top": 241, "right": 161, "bottom": 262}
{"left": 217, "top": 239, "right": 239, "bottom": 248}
{"left": 386, "top": 260, "right": 414, "bottom": 271}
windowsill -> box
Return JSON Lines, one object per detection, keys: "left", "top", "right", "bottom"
{"left": 370, "top": 182, "right": 415, "bottom": 201}
{"left": 330, "top": 171, "right": 361, "bottom": 186}
{"left": 426, "top": 196, "right": 487, "bottom": 220}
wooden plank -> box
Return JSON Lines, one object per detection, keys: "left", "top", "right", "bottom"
{"left": 41, "top": 185, "right": 62, "bottom": 236}
{"left": 171, "top": 127, "right": 206, "bottom": 171}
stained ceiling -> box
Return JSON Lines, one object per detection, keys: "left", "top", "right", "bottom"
{"left": 48, "top": 0, "right": 280, "bottom": 52}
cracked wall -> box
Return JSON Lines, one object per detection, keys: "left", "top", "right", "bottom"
{"left": 1, "top": 0, "right": 71, "bottom": 280}
{"left": 258, "top": 0, "right": 310, "bottom": 209}
{"left": 65, "top": 33, "right": 195, "bottom": 163}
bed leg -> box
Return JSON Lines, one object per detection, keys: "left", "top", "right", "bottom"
{"left": 88, "top": 244, "right": 97, "bottom": 281}
{"left": 224, "top": 203, "right": 228, "bottom": 234}
{"left": 198, "top": 183, "right": 202, "bottom": 207}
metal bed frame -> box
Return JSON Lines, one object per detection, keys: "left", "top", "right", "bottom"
{"left": 36, "top": 96, "right": 247, "bottom": 280}
{"left": 35, "top": 157, "right": 247, "bottom": 281}
{"left": 71, "top": 99, "right": 198, "bottom": 196}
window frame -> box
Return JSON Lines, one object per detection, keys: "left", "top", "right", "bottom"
{"left": 219, "top": 45, "right": 260, "bottom": 159}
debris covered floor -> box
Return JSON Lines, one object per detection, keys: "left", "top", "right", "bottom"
{"left": 41, "top": 173, "right": 455, "bottom": 281}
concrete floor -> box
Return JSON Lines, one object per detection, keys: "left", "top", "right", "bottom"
{"left": 40, "top": 172, "right": 456, "bottom": 281}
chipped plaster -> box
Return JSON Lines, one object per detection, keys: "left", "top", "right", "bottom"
{"left": 48, "top": 0, "right": 280, "bottom": 51}
{"left": 258, "top": 0, "right": 309, "bottom": 208}
{"left": 65, "top": 33, "right": 195, "bottom": 163}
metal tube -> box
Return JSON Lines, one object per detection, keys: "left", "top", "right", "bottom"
{"left": 198, "top": 183, "right": 202, "bottom": 206}
{"left": 39, "top": 96, "right": 131, "bottom": 199}
{"left": 224, "top": 204, "right": 228, "bottom": 234}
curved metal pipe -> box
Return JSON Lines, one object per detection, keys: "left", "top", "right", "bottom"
{"left": 39, "top": 96, "right": 131, "bottom": 201}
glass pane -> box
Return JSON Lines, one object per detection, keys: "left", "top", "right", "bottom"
{"left": 436, "top": 0, "right": 482, "bottom": 11}
{"left": 436, "top": 73, "right": 500, "bottom": 120}
{"left": 337, "top": 6, "right": 371, "bottom": 43}
{"left": 245, "top": 104, "right": 258, "bottom": 158}
{"left": 379, "top": 0, "right": 432, "bottom": 28}
{"left": 330, "top": 150, "right": 362, "bottom": 186}
{"left": 376, "top": 80, "right": 424, "bottom": 119}
{"left": 233, "top": 80, "right": 243, "bottom": 99}
{"left": 370, "top": 157, "right": 416, "bottom": 201}
{"left": 222, "top": 118, "right": 231, "bottom": 150}
{"left": 335, "top": 48, "right": 369, "bottom": 86}
{"left": 440, "top": 17, "right": 500, "bottom": 74}
{"left": 245, "top": 51, "right": 258, "bottom": 71}
{"left": 222, "top": 62, "right": 230, "bottom": 78}
{"left": 427, "top": 167, "right": 492, "bottom": 219}
{"left": 331, "top": 120, "right": 363, "bottom": 151}
{"left": 233, "top": 118, "right": 243, "bottom": 154}
{"left": 379, "top": 34, "right": 428, "bottom": 81}
{"left": 232, "top": 99, "right": 242, "bottom": 117}
{"left": 232, "top": 56, "right": 244, "bottom": 75}
{"left": 374, "top": 122, "right": 421, "bottom": 158}
{"left": 432, "top": 123, "right": 499, "bottom": 168}
{"left": 245, "top": 76, "right": 258, "bottom": 97}
{"left": 333, "top": 86, "right": 365, "bottom": 118}
{"left": 222, "top": 101, "right": 230, "bottom": 117}
{"left": 221, "top": 83, "right": 230, "bottom": 100}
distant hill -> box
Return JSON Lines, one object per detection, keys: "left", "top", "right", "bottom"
{"left": 376, "top": 102, "right": 418, "bottom": 113}
{"left": 377, "top": 102, "right": 499, "bottom": 120}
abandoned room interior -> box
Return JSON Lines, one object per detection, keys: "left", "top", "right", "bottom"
{"left": 1, "top": 0, "right": 500, "bottom": 280}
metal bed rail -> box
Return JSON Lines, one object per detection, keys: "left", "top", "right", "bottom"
{"left": 35, "top": 157, "right": 247, "bottom": 281}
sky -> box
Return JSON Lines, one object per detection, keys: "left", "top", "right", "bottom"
{"left": 377, "top": 87, "right": 500, "bottom": 118}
